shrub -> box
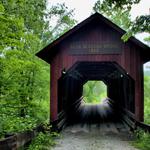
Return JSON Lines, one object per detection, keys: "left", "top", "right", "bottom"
{"left": 27, "top": 132, "right": 59, "bottom": 150}
{"left": 132, "top": 130, "right": 150, "bottom": 150}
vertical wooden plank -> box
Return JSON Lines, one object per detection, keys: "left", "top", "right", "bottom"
{"left": 50, "top": 62, "right": 58, "bottom": 122}
{"left": 134, "top": 48, "right": 144, "bottom": 121}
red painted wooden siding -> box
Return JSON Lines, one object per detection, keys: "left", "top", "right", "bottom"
{"left": 50, "top": 21, "right": 144, "bottom": 122}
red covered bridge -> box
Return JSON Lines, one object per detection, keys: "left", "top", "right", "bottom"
{"left": 36, "top": 13, "right": 150, "bottom": 130}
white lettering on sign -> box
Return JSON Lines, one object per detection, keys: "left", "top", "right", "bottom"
{"left": 69, "top": 41, "right": 122, "bottom": 55}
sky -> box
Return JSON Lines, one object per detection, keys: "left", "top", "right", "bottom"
{"left": 49, "top": 0, "right": 150, "bottom": 22}
{"left": 49, "top": 0, "right": 150, "bottom": 68}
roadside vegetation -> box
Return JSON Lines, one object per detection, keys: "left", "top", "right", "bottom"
{"left": 27, "top": 125, "right": 59, "bottom": 150}
{"left": 27, "top": 132, "right": 56, "bottom": 150}
{"left": 132, "top": 130, "right": 150, "bottom": 150}
{"left": 144, "top": 75, "right": 150, "bottom": 124}
{"left": 132, "top": 75, "right": 150, "bottom": 150}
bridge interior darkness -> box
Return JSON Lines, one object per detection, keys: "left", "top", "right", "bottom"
{"left": 58, "top": 62, "right": 135, "bottom": 126}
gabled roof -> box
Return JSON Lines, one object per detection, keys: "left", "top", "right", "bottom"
{"left": 36, "top": 12, "right": 150, "bottom": 64}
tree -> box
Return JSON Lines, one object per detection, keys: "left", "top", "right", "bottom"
{"left": 144, "top": 75, "right": 150, "bottom": 124}
{"left": 93, "top": 0, "right": 132, "bottom": 30}
{"left": 43, "top": 3, "right": 77, "bottom": 45}
{"left": 83, "top": 81, "right": 107, "bottom": 104}
{"left": 96, "top": 0, "right": 140, "bottom": 9}
{"left": 93, "top": 0, "right": 150, "bottom": 42}
{"left": 0, "top": 0, "right": 76, "bottom": 136}
{"left": 0, "top": 0, "right": 48, "bottom": 118}
{"left": 123, "top": 15, "right": 150, "bottom": 41}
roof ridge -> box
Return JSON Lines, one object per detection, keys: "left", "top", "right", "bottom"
{"left": 36, "top": 12, "right": 149, "bottom": 64}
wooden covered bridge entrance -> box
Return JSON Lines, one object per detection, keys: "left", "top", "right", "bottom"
{"left": 36, "top": 13, "right": 150, "bottom": 130}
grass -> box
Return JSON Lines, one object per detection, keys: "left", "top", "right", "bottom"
{"left": 132, "top": 130, "right": 150, "bottom": 150}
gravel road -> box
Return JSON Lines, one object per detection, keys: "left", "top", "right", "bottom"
{"left": 52, "top": 123, "right": 139, "bottom": 150}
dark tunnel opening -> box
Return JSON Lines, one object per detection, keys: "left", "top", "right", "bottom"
{"left": 58, "top": 61, "right": 135, "bottom": 127}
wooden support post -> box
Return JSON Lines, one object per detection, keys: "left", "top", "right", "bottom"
{"left": 50, "top": 65, "right": 58, "bottom": 123}
{"left": 135, "top": 63, "right": 144, "bottom": 122}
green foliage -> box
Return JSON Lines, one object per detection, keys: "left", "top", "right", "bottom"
{"left": 144, "top": 76, "right": 150, "bottom": 124}
{"left": 83, "top": 81, "right": 107, "bottom": 104}
{"left": 122, "top": 15, "right": 150, "bottom": 41}
{"left": 133, "top": 130, "right": 150, "bottom": 150}
{"left": 1, "top": 0, "right": 47, "bottom": 36}
{"left": 98, "top": 0, "right": 140, "bottom": 9}
{"left": 27, "top": 132, "right": 59, "bottom": 150}
{"left": 93, "top": 0, "right": 132, "bottom": 30}
{"left": 144, "top": 36, "right": 150, "bottom": 46}
{"left": 0, "top": 115, "right": 37, "bottom": 138}
{"left": 42, "top": 3, "right": 77, "bottom": 45}
{"left": 0, "top": 0, "right": 76, "bottom": 139}
{"left": 131, "top": 15, "right": 150, "bottom": 33}
{"left": 94, "top": 0, "right": 150, "bottom": 42}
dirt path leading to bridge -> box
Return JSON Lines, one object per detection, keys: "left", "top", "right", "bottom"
{"left": 52, "top": 123, "right": 139, "bottom": 150}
